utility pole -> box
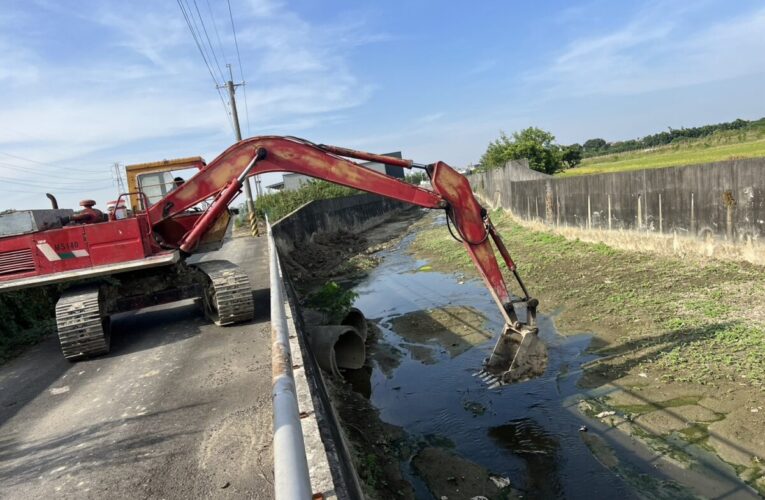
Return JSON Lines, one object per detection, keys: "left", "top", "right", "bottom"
{"left": 219, "top": 65, "right": 259, "bottom": 217}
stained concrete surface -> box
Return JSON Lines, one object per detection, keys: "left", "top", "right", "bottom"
{"left": 0, "top": 235, "right": 273, "bottom": 499}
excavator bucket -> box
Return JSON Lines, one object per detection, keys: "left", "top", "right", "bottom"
{"left": 480, "top": 325, "right": 548, "bottom": 387}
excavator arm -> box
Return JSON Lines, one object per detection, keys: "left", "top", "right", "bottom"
{"left": 151, "top": 136, "right": 547, "bottom": 385}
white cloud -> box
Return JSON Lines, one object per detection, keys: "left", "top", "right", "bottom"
{"left": 0, "top": 12, "right": 40, "bottom": 86}
{"left": 233, "top": 2, "right": 384, "bottom": 130}
{"left": 0, "top": 0, "right": 385, "bottom": 208}
{"left": 534, "top": 4, "right": 765, "bottom": 96}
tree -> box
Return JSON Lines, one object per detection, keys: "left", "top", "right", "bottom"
{"left": 560, "top": 144, "right": 583, "bottom": 169}
{"left": 480, "top": 127, "right": 563, "bottom": 174}
{"left": 583, "top": 138, "right": 607, "bottom": 153}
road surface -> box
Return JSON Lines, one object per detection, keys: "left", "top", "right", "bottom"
{"left": 0, "top": 234, "right": 273, "bottom": 499}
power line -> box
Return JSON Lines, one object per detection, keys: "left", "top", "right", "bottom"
{"left": 0, "top": 176, "right": 114, "bottom": 192}
{"left": 205, "top": 0, "right": 229, "bottom": 64}
{"left": 0, "top": 171, "right": 113, "bottom": 186}
{"left": 227, "top": 0, "right": 251, "bottom": 137}
{"left": 0, "top": 151, "right": 116, "bottom": 175}
{"left": 176, "top": 0, "right": 235, "bottom": 133}
{"left": 192, "top": 0, "right": 226, "bottom": 84}
{"left": 0, "top": 160, "right": 111, "bottom": 181}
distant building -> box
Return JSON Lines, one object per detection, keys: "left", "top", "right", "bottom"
{"left": 266, "top": 152, "right": 405, "bottom": 192}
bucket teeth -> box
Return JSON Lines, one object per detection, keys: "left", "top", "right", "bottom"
{"left": 474, "top": 369, "right": 503, "bottom": 389}
{"left": 482, "top": 326, "right": 548, "bottom": 386}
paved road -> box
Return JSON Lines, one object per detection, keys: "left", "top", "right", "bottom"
{"left": 0, "top": 235, "right": 273, "bottom": 499}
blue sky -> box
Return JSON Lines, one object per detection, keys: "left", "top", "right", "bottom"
{"left": 1, "top": 0, "right": 763, "bottom": 210}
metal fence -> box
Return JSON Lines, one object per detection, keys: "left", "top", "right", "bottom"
{"left": 268, "top": 218, "right": 313, "bottom": 499}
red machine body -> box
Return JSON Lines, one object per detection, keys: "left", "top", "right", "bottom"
{"left": 0, "top": 216, "right": 154, "bottom": 282}
{"left": 0, "top": 136, "right": 545, "bottom": 383}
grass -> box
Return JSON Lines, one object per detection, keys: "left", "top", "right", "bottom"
{"left": 409, "top": 210, "right": 765, "bottom": 388}
{"left": 657, "top": 323, "right": 765, "bottom": 385}
{"left": 559, "top": 125, "right": 765, "bottom": 177}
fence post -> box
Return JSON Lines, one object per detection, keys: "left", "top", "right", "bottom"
{"left": 690, "top": 193, "right": 696, "bottom": 235}
{"left": 659, "top": 193, "right": 663, "bottom": 233}
{"left": 607, "top": 194, "right": 612, "bottom": 231}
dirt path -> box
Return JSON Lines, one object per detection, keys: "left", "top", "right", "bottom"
{"left": 0, "top": 235, "right": 273, "bottom": 499}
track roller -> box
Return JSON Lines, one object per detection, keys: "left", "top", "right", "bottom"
{"left": 55, "top": 285, "right": 111, "bottom": 361}
{"left": 195, "top": 260, "right": 254, "bottom": 326}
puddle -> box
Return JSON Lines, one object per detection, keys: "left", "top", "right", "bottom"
{"left": 346, "top": 221, "right": 755, "bottom": 499}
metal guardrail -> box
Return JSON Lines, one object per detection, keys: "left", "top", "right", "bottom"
{"left": 267, "top": 218, "right": 313, "bottom": 499}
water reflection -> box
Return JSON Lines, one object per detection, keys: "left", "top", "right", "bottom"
{"left": 488, "top": 418, "right": 563, "bottom": 498}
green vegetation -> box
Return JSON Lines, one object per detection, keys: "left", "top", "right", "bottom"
{"left": 481, "top": 117, "right": 765, "bottom": 178}
{"left": 0, "top": 288, "right": 58, "bottom": 363}
{"left": 405, "top": 171, "right": 428, "bottom": 185}
{"left": 307, "top": 281, "right": 359, "bottom": 323}
{"left": 255, "top": 180, "right": 359, "bottom": 221}
{"left": 410, "top": 210, "right": 765, "bottom": 388}
{"left": 480, "top": 127, "right": 580, "bottom": 174}
{"left": 559, "top": 118, "right": 765, "bottom": 177}
{"left": 658, "top": 323, "right": 765, "bottom": 384}
{"left": 581, "top": 117, "right": 759, "bottom": 157}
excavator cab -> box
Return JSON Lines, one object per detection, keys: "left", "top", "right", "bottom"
{"left": 123, "top": 156, "right": 232, "bottom": 252}
{"left": 124, "top": 157, "right": 206, "bottom": 211}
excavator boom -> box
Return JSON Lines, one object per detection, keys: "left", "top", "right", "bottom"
{"left": 0, "top": 135, "right": 545, "bottom": 382}
{"left": 155, "top": 136, "right": 547, "bottom": 385}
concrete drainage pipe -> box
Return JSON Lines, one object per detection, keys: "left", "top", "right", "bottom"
{"left": 308, "top": 325, "right": 366, "bottom": 377}
{"left": 340, "top": 307, "right": 368, "bottom": 341}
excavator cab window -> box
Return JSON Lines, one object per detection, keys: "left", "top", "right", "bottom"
{"left": 137, "top": 171, "right": 175, "bottom": 208}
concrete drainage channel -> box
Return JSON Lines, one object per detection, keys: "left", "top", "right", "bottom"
{"left": 267, "top": 194, "right": 407, "bottom": 500}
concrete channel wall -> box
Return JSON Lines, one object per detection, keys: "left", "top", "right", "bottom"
{"left": 270, "top": 193, "right": 408, "bottom": 252}
{"left": 470, "top": 158, "right": 765, "bottom": 261}
{"left": 270, "top": 193, "right": 409, "bottom": 500}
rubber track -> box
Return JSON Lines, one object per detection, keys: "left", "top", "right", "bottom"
{"left": 196, "top": 261, "right": 254, "bottom": 326}
{"left": 56, "top": 286, "right": 109, "bottom": 360}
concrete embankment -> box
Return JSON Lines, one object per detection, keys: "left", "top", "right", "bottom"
{"left": 470, "top": 158, "right": 765, "bottom": 264}
{"left": 271, "top": 193, "right": 408, "bottom": 255}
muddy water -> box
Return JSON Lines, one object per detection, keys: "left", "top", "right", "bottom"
{"left": 346, "top": 217, "right": 743, "bottom": 499}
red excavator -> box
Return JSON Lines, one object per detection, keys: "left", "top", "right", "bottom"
{"left": 0, "top": 136, "right": 546, "bottom": 385}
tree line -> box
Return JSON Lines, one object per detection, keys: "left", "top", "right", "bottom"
{"left": 479, "top": 117, "right": 761, "bottom": 174}
{"left": 581, "top": 117, "right": 756, "bottom": 157}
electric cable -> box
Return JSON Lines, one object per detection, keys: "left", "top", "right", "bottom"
{"left": 176, "top": 0, "right": 235, "bottom": 133}
{"left": 227, "top": 0, "right": 251, "bottom": 136}
{"left": 192, "top": 0, "right": 227, "bottom": 84}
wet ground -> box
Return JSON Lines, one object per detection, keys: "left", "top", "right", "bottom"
{"left": 342, "top": 215, "right": 758, "bottom": 499}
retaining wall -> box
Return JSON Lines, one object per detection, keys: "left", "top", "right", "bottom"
{"left": 471, "top": 159, "right": 765, "bottom": 244}
{"left": 270, "top": 193, "right": 408, "bottom": 500}
{"left": 270, "top": 193, "right": 408, "bottom": 253}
